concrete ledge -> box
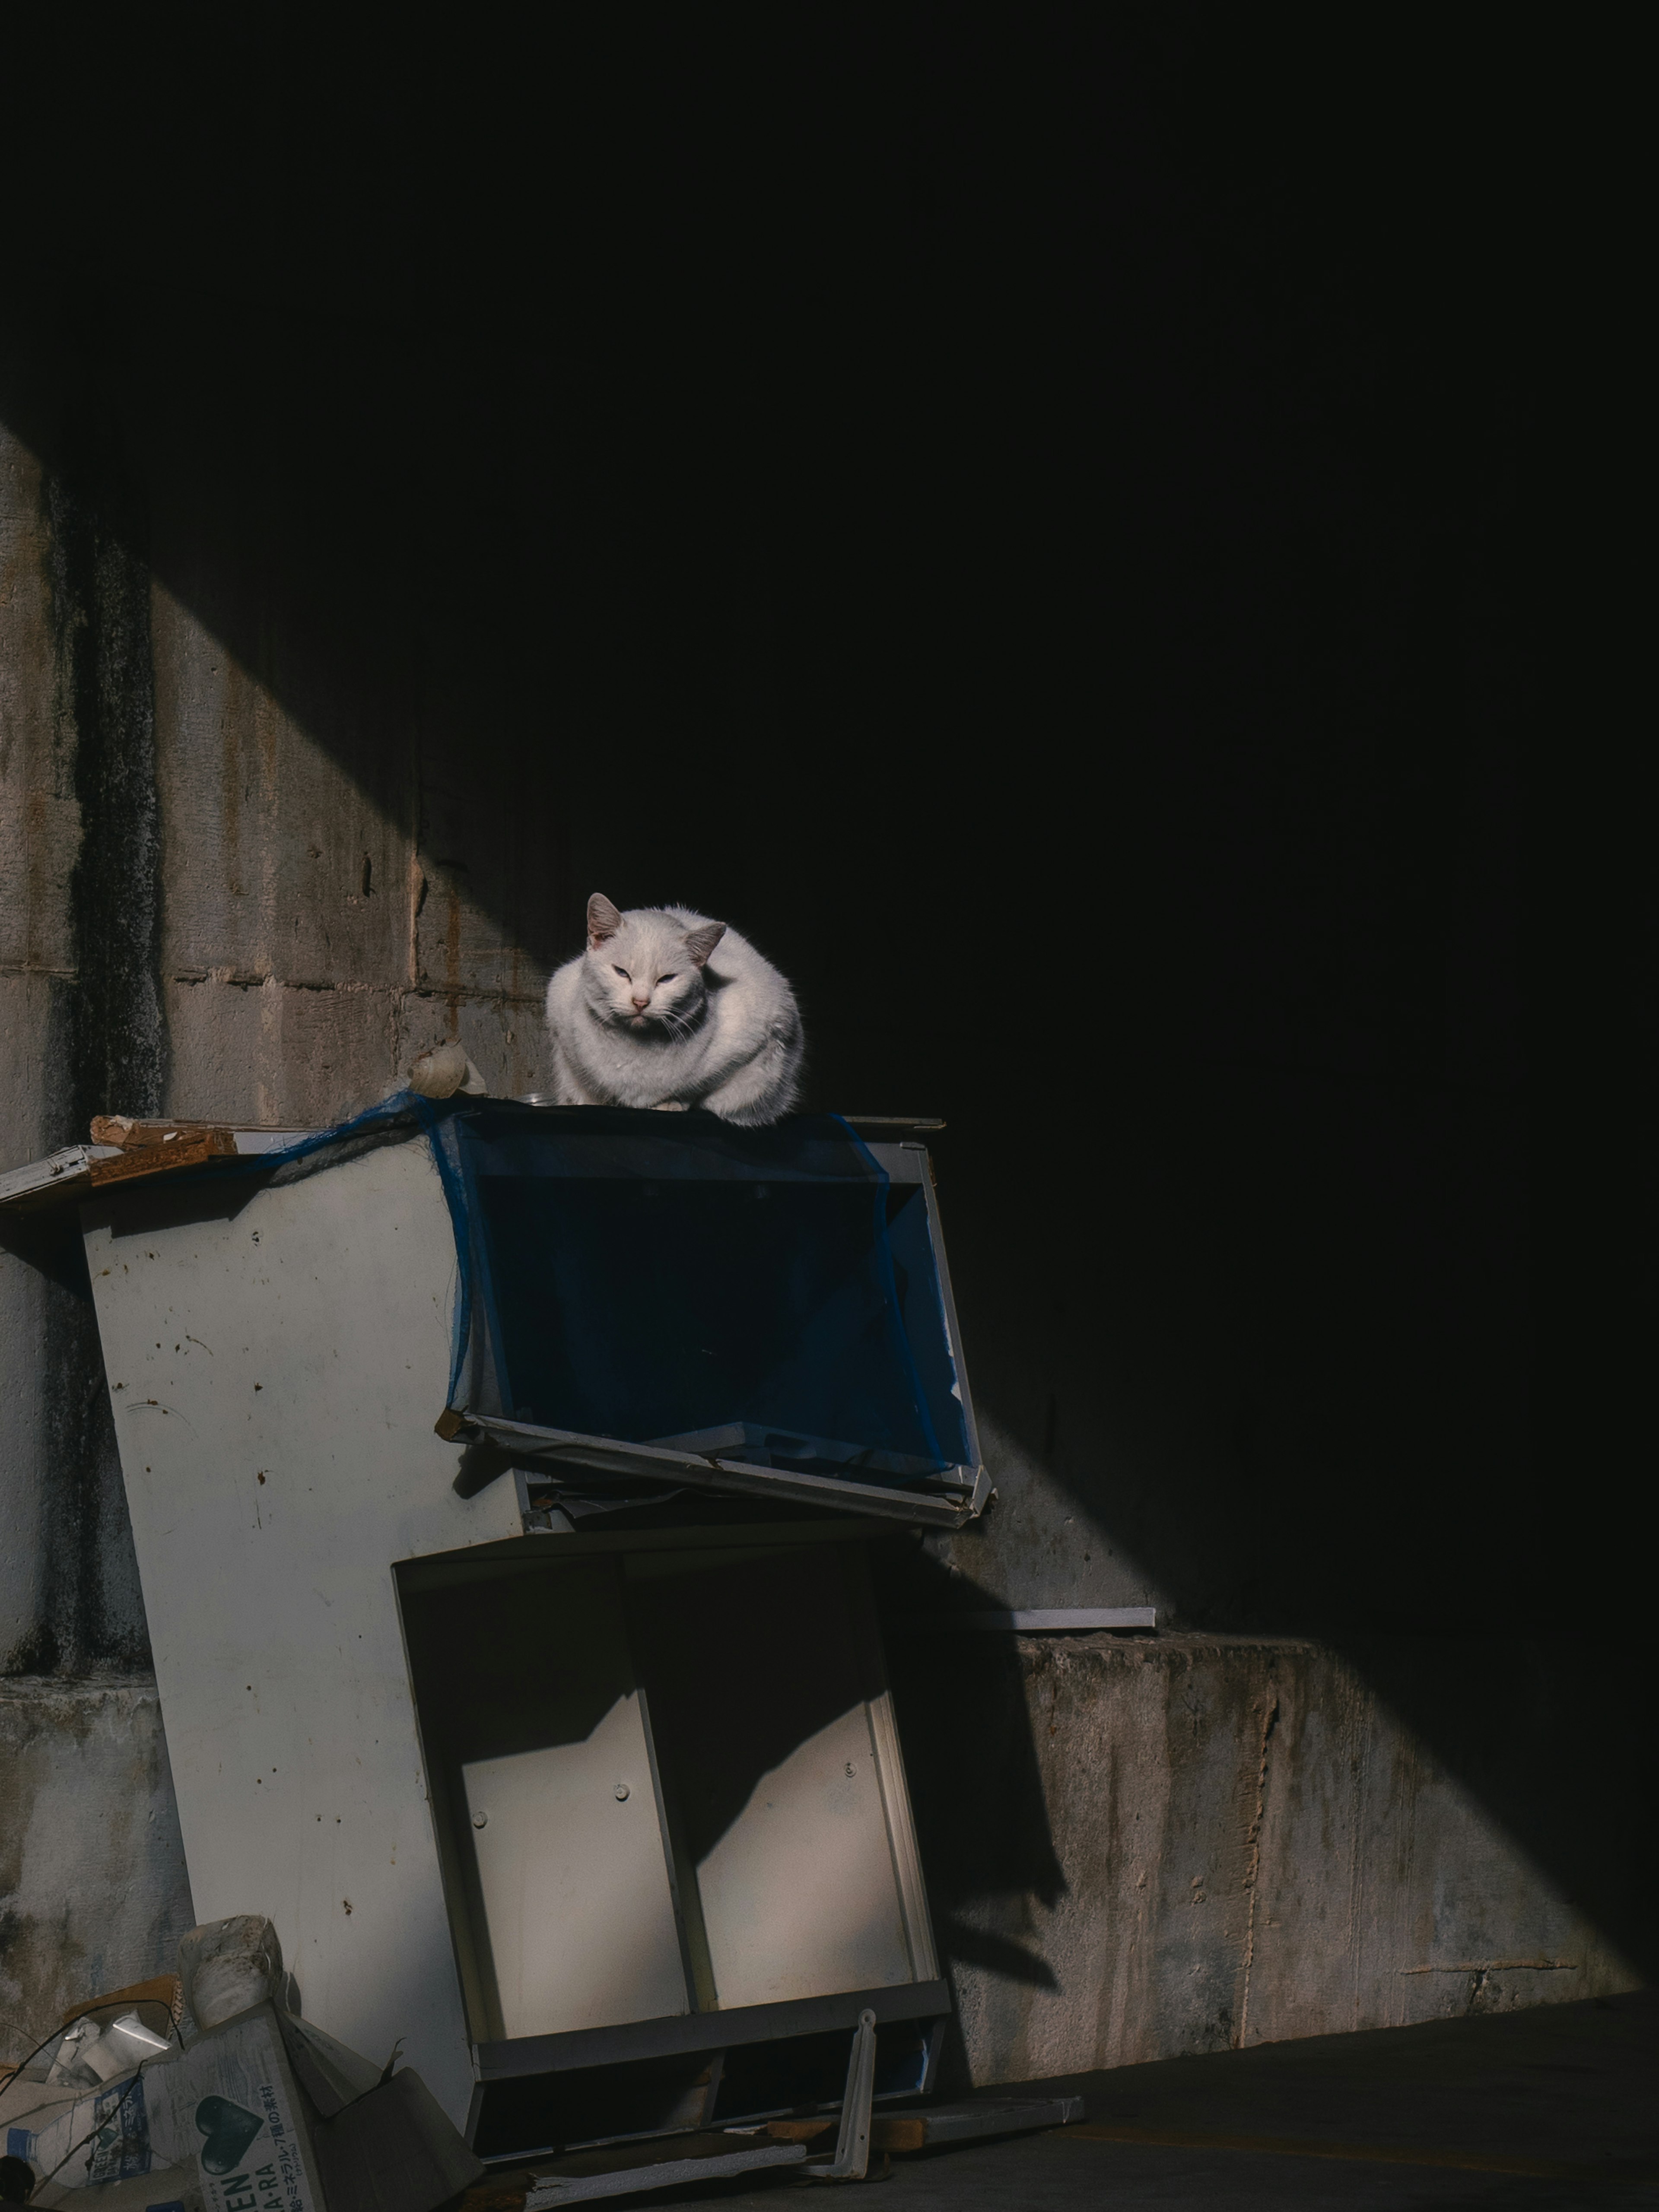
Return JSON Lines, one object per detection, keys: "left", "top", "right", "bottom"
{"left": 889, "top": 1632, "right": 1644, "bottom": 2088}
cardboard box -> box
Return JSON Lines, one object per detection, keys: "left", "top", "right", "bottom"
{"left": 142, "top": 2005, "right": 324, "bottom": 2212}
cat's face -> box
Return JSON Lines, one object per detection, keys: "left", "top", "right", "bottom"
{"left": 583, "top": 895, "right": 725, "bottom": 1032}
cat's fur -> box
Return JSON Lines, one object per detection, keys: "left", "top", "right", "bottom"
{"left": 544, "top": 894, "right": 803, "bottom": 1124}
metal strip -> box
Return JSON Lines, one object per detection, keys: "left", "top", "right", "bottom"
{"left": 473, "top": 1417, "right": 979, "bottom": 1528}
{"left": 903, "top": 1143, "right": 987, "bottom": 1493}
{"left": 476, "top": 1980, "right": 952, "bottom": 2080}
{"left": 837, "top": 1552, "right": 939, "bottom": 1986}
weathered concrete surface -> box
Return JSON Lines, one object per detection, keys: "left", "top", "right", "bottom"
{"left": 889, "top": 1633, "right": 1639, "bottom": 2089}
{"left": 151, "top": 578, "right": 553, "bottom": 1127}
{"left": 2, "top": 428, "right": 559, "bottom": 1672}
{"left": 1, "top": 430, "right": 159, "bottom": 1673}
{"left": 0, "top": 1676, "right": 193, "bottom": 2062}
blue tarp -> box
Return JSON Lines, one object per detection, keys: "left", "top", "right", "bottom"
{"left": 429, "top": 1103, "right": 970, "bottom": 1485}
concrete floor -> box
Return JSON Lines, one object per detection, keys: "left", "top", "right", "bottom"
{"left": 659, "top": 1992, "right": 1659, "bottom": 2208}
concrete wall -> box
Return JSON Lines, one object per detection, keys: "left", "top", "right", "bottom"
{"left": 885, "top": 1633, "right": 1637, "bottom": 2089}
{"left": 0, "top": 1676, "right": 192, "bottom": 2045}
{"left": 1, "top": 419, "right": 559, "bottom": 1682}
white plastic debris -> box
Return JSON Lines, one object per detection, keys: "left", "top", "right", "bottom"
{"left": 408, "top": 1042, "right": 487, "bottom": 1098}
{"left": 45, "top": 2015, "right": 105, "bottom": 2086}
{"left": 86, "top": 2011, "right": 173, "bottom": 2079}
{"left": 178, "top": 1915, "right": 287, "bottom": 2032}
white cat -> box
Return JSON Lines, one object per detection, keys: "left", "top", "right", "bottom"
{"left": 544, "top": 894, "right": 804, "bottom": 1124}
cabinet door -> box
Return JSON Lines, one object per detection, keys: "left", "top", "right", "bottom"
{"left": 626, "top": 1547, "right": 918, "bottom": 2009}
{"left": 411, "top": 1559, "right": 688, "bottom": 2041}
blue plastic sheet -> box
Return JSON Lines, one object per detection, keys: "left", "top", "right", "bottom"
{"left": 429, "top": 1104, "right": 970, "bottom": 1486}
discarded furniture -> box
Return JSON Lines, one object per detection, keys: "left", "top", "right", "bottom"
{"left": 2, "top": 1102, "right": 984, "bottom": 2161}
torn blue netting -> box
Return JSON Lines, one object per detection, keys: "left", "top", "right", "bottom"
{"left": 154, "top": 1095, "right": 970, "bottom": 1491}
{"left": 425, "top": 1103, "right": 969, "bottom": 1486}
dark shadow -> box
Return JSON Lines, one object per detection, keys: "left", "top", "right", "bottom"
{"left": 625, "top": 1547, "right": 884, "bottom": 1870}
{"left": 871, "top": 1542, "right": 1067, "bottom": 2089}
{"left": 0, "top": 1212, "right": 95, "bottom": 1302}
{"left": 3, "top": 15, "right": 1647, "bottom": 1990}
{"left": 400, "top": 1558, "right": 648, "bottom": 2038}
{"left": 451, "top": 1437, "right": 515, "bottom": 1501}
{"left": 932, "top": 1925, "right": 1060, "bottom": 1993}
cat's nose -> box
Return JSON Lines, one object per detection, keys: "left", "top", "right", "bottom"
{"left": 631, "top": 993, "right": 651, "bottom": 1011}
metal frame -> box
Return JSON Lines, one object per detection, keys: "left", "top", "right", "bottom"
{"left": 464, "top": 1136, "right": 990, "bottom": 1529}
{"left": 472, "top": 1980, "right": 953, "bottom": 2084}
{"left": 488, "top": 1419, "right": 983, "bottom": 1527}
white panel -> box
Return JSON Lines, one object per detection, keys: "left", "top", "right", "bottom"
{"left": 82, "top": 1136, "right": 524, "bottom": 2127}
{"left": 464, "top": 1689, "right": 686, "bottom": 2039}
{"left": 696, "top": 1701, "right": 912, "bottom": 2009}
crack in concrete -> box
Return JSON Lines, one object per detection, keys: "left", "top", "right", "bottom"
{"left": 1401, "top": 1959, "right": 1580, "bottom": 1974}
{"left": 170, "top": 969, "right": 545, "bottom": 1007}
{"left": 1234, "top": 1688, "right": 1280, "bottom": 2049}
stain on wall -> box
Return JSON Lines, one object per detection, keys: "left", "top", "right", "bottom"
{"left": 0, "top": 1676, "right": 193, "bottom": 2057}
{"left": 49, "top": 474, "right": 164, "bottom": 1136}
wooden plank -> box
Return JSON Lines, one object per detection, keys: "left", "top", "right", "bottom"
{"left": 87, "top": 1127, "right": 237, "bottom": 1184}
{"left": 91, "top": 1116, "right": 286, "bottom": 1147}
{"left": 764, "top": 2097, "right": 1081, "bottom": 2153}
{"left": 915, "top": 2096, "right": 1083, "bottom": 2142}
{"left": 765, "top": 2116, "right": 926, "bottom": 2151}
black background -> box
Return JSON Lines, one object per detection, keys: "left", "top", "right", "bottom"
{"left": 6, "top": 13, "right": 1651, "bottom": 1977}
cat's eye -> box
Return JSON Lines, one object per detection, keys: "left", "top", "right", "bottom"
{"left": 613, "top": 966, "right": 631, "bottom": 981}
{"left": 657, "top": 973, "right": 677, "bottom": 985}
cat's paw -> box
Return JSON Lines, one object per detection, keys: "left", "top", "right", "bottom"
{"left": 652, "top": 1099, "right": 689, "bottom": 1111}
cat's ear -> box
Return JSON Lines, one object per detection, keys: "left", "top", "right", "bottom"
{"left": 587, "top": 893, "right": 623, "bottom": 949}
{"left": 683, "top": 921, "right": 726, "bottom": 968}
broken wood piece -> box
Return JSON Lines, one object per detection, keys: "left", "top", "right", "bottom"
{"left": 90, "top": 1117, "right": 238, "bottom": 1150}
{"left": 763, "top": 2095, "right": 1083, "bottom": 2155}
{"left": 766, "top": 2115, "right": 926, "bottom": 2152}
{"left": 88, "top": 1129, "right": 237, "bottom": 1186}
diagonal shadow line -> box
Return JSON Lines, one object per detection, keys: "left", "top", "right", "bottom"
{"left": 936, "top": 1920, "right": 1061, "bottom": 1992}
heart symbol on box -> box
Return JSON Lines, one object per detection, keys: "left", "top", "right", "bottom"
{"left": 194, "top": 2094, "right": 265, "bottom": 2175}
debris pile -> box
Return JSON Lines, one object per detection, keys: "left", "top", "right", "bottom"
{"left": 0, "top": 1917, "right": 481, "bottom": 2212}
